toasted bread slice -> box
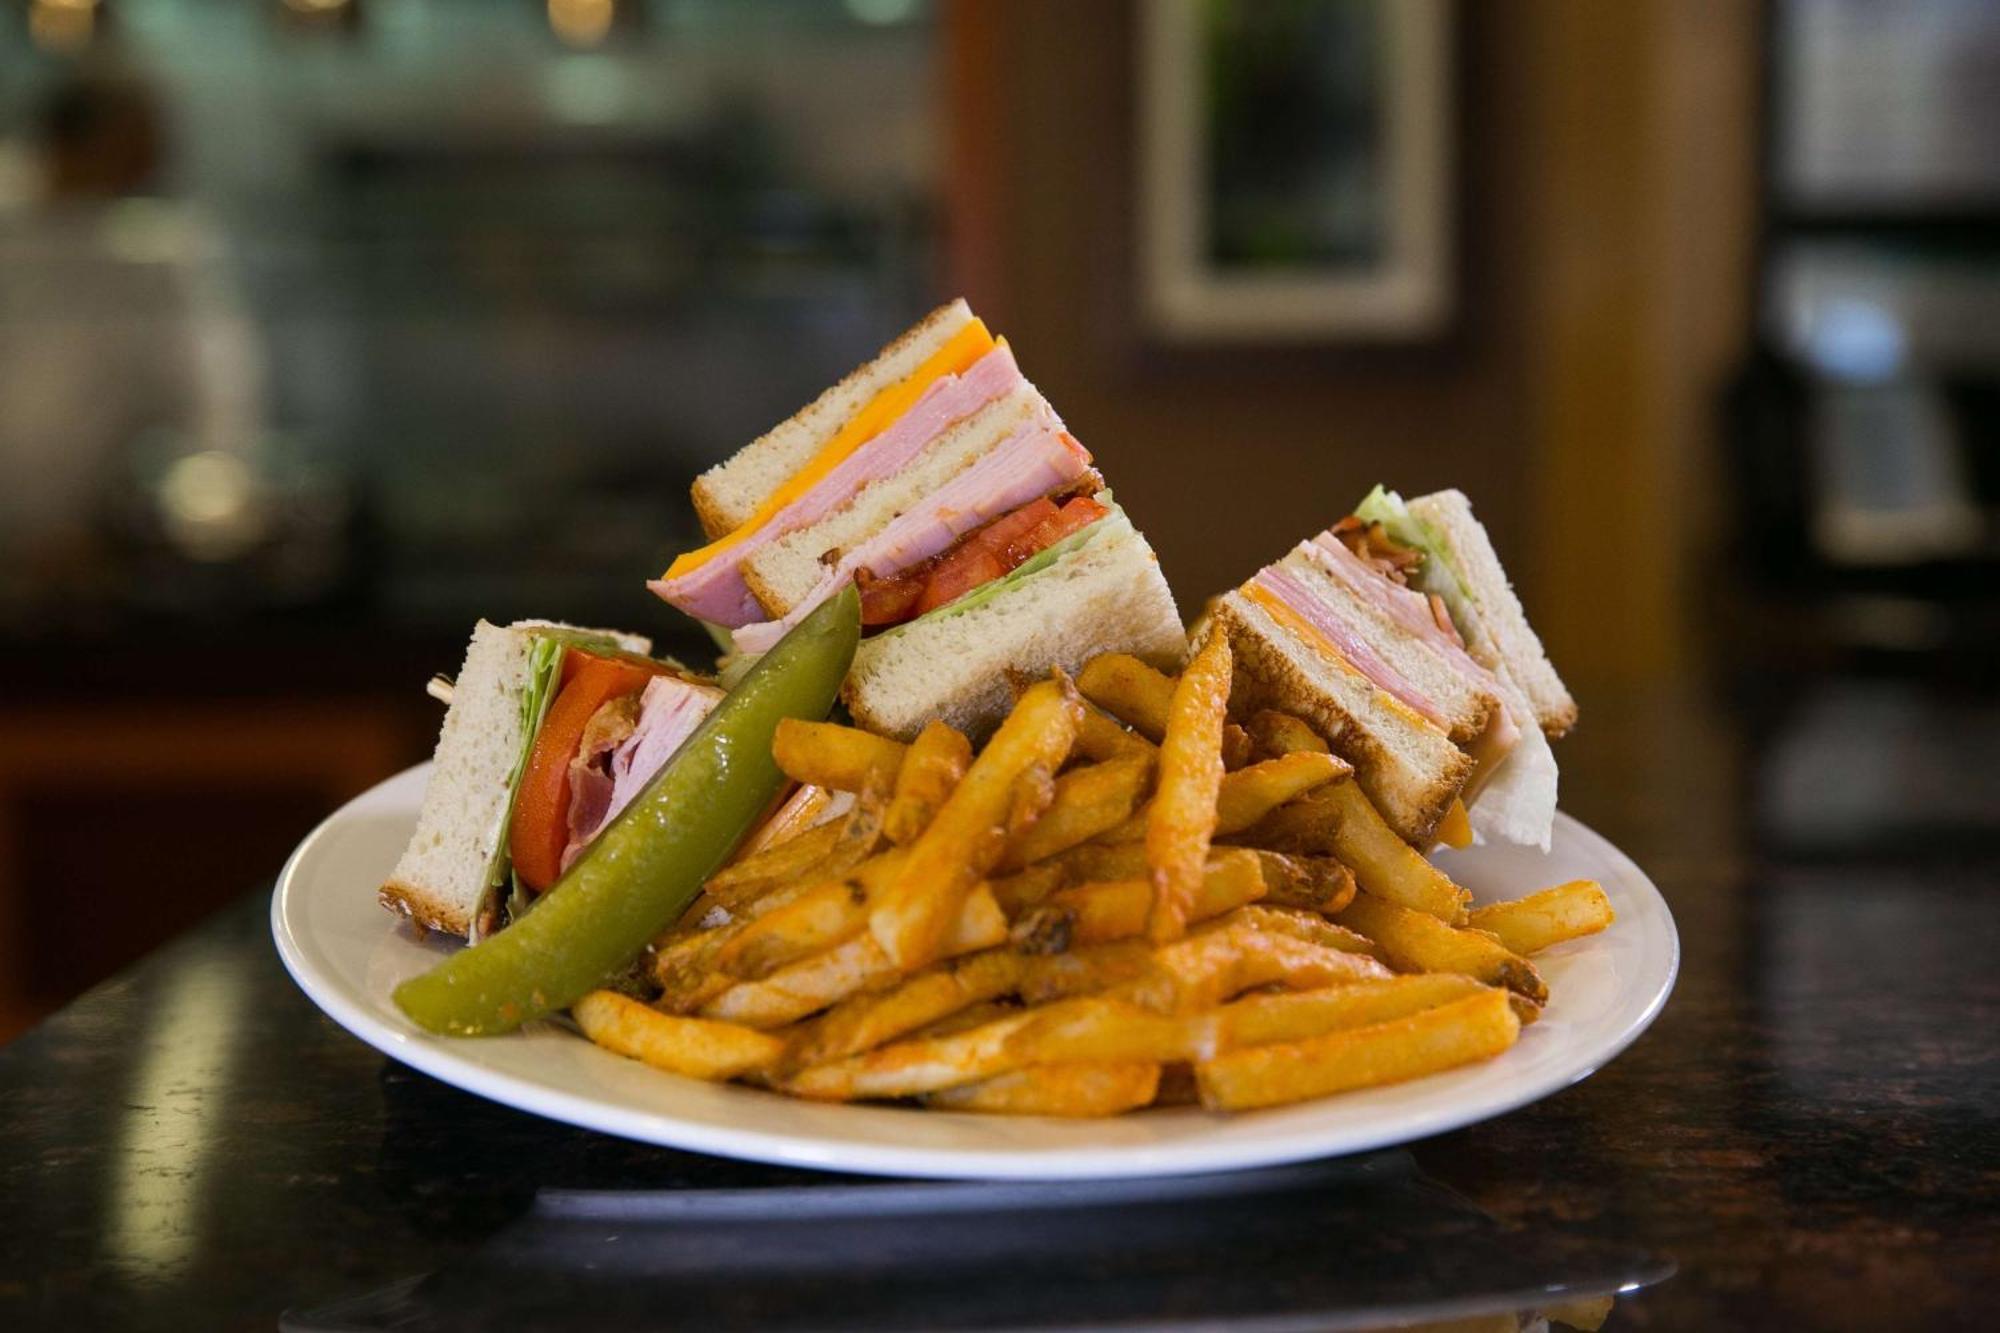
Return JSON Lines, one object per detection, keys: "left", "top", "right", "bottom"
{"left": 844, "top": 507, "right": 1184, "bottom": 741}
{"left": 380, "top": 620, "right": 650, "bottom": 939}
{"left": 1407, "top": 489, "right": 1577, "bottom": 738}
{"left": 1210, "top": 590, "right": 1470, "bottom": 845}
{"left": 690, "top": 300, "right": 976, "bottom": 539}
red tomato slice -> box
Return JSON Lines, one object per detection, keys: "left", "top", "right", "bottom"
{"left": 509, "top": 651, "right": 660, "bottom": 893}
{"left": 971, "top": 497, "right": 1059, "bottom": 566}
{"left": 914, "top": 545, "right": 1009, "bottom": 616}
{"left": 1018, "top": 494, "right": 1108, "bottom": 555}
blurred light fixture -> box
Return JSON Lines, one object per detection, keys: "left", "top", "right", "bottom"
{"left": 159, "top": 451, "right": 267, "bottom": 563}
{"left": 549, "top": 0, "right": 615, "bottom": 49}
{"left": 277, "top": 0, "right": 360, "bottom": 35}
{"left": 844, "top": 0, "right": 922, "bottom": 25}
{"left": 29, "top": 0, "right": 100, "bottom": 54}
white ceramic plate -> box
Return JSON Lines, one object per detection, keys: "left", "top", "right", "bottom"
{"left": 273, "top": 763, "right": 1677, "bottom": 1181}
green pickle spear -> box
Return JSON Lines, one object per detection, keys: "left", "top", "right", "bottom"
{"left": 394, "top": 584, "right": 861, "bottom": 1036}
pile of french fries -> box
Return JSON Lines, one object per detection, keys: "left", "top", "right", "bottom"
{"left": 572, "top": 640, "right": 1615, "bottom": 1117}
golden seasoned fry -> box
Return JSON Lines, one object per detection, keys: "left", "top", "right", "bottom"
{"left": 1018, "top": 940, "right": 1157, "bottom": 1005}
{"left": 1214, "top": 973, "right": 1487, "bottom": 1048}
{"left": 926, "top": 1063, "right": 1161, "bottom": 1117}
{"left": 1106, "top": 752, "right": 1349, "bottom": 844}
{"left": 711, "top": 848, "right": 909, "bottom": 979}
{"left": 1245, "top": 709, "right": 1330, "bottom": 759}
{"left": 703, "top": 790, "right": 887, "bottom": 914}
{"left": 1249, "top": 850, "right": 1358, "bottom": 916}
{"left": 1249, "top": 780, "right": 1471, "bottom": 923}
{"left": 1128, "top": 919, "right": 1394, "bottom": 1013}
{"left": 989, "top": 860, "right": 1072, "bottom": 917}
{"left": 1146, "top": 632, "right": 1232, "bottom": 942}
{"left": 705, "top": 885, "right": 1009, "bottom": 1029}
{"left": 1221, "top": 724, "right": 1254, "bottom": 771}
{"left": 572, "top": 990, "right": 784, "bottom": 1081}
{"left": 1226, "top": 904, "right": 1381, "bottom": 958}
{"left": 1194, "top": 987, "right": 1522, "bottom": 1111}
{"left": 1543, "top": 1294, "right": 1617, "bottom": 1331}
{"left": 1466, "top": 880, "right": 1615, "bottom": 955}
{"left": 772, "top": 719, "right": 907, "bottom": 794}
{"left": 1045, "top": 839, "right": 1148, "bottom": 884}
{"left": 786, "top": 949, "right": 1027, "bottom": 1070}
{"left": 1004, "top": 975, "right": 1486, "bottom": 1070}
{"left": 1000, "top": 755, "right": 1153, "bottom": 871}
{"left": 1074, "top": 702, "right": 1157, "bottom": 762}
{"left": 1075, "top": 652, "right": 1176, "bottom": 741}
{"left": 869, "top": 676, "right": 1081, "bottom": 969}
{"left": 1013, "top": 849, "right": 1266, "bottom": 952}
{"left": 782, "top": 1008, "right": 1040, "bottom": 1101}
{"left": 883, "top": 720, "right": 973, "bottom": 845}
{"left": 737, "top": 783, "right": 837, "bottom": 857}
{"left": 701, "top": 817, "right": 846, "bottom": 907}
{"left": 1335, "top": 890, "right": 1547, "bottom": 1003}
{"left": 1434, "top": 797, "right": 1473, "bottom": 850}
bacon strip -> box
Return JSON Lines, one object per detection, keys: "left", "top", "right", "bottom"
{"left": 648, "top": 343, "right": 1027, "bottom": 627}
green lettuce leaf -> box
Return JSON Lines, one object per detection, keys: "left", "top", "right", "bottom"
{"left": 1353, "top": 485, "right": 1478, "bottom": 642}
{"left": 868, "top": 495, "right": 1125, "bottom": 644}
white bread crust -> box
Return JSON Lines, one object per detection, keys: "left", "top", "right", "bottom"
{"left": 843, "top": 513, "right": 1184, "bottom": 741}
{"left": 1407, "top": 489, "right": 1577, "bottom": 738}
{"left": 690, "top": 300, "right": 975, "bottom": 538}
{"left": 380, "top": 620, "right": 650, "bottom": 939}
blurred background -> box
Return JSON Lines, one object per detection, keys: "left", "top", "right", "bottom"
{"left": 0, "top": 0, "right": 1994, "bottom": 1039}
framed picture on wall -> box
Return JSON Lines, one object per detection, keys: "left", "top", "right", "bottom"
{"left": 1137, "top": 0, "right": 1455, "bottom": 343}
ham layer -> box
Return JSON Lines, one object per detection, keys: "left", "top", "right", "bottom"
{"left": 731, "top": 416, "right": 1096, "bottom": 654}
{"left": 648, "top": 343, "right": 1026, "bottom": 627}
{"left": 561, "top": 674, "right": 722, "bottom": 871}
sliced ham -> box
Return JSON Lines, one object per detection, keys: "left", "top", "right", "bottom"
{"left": 559, "top": 674, "right": 722, "bottom": 871}
{"left": 1253, "top": 564, "right": 1454, "bottom": 729}
{"left": 1301, "top": 534, "right": 1507, "bottom": 698}
{"left": 648, "top": 343, "right": 1027, "bottom": 627}
{"left": 731, "top": 418, "right": 1096, "bottom": 654}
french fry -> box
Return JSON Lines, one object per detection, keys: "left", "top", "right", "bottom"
{"left": 1075, "top": 652, "right": 1176, "bottom": 741}
{"left": 1194, "top": 987, "right": 1522, "bottom": 1111}
{"left": 989, "top": 860, "right": 1072, "bottom": 917}
{"left": 1249, "top": 850, "right": 1358, "bottom": 916}
{"left": 1128, "top": 919, "right": 1394, "bottom": 1012}
{"left": 736, "top": 783, "right": 838, "bottom": 857}
{"left": 1105, "top": 752, "right": 1349, "bottom": 843}
{"left": 1214, "top": 973, "right": 1487, "bottom": 1048}
{"left": 869, "top": 676, "right": 1081, "bottom": 969}
{"left": 572, "top": 990, "right": 784, "bottom": 1081}
{"left": 785, "top": 949, "right": 1027, "bottom": 1070}
{"left": 1146, "top": 632, "right": 1232, "bottom": 942}
{"left": 1044, "top": 839, "right": 1148, "bottom": 884}
{"left": 1000, "top": 755, "right": 1153, "bottom": 870}
{"left": 1466, "top": 880, "right": 1615, "bottom": 955}
{"left": 1074, "top": 702, "right": 1157, "bottom": 762}
{"left": 1245, "top": 709, "right": 1330, "bottom": 758}
{"left": 711, "top": 848, "right": 910, "bottom": 980}
{"left": 1543, "top": 1294, "right": 1617, "bottom": 1331}
{"left": 1250, "top": 780, "right": 1471, "bottom": 923}
{"left": 702, "top": 791, "right": 885, "bottom": 913}
{"left": 1335, "top": 890, "right": 1548, "bottom": 1003}
{"left": 1221, "top": 724, "right": 1254, "bottom": 771}
{"left": 1018, "top": 940, "right": 1157, "bottom": 1005}
{"left": 926, "top": 1063, "right": 1162, "bottom": 1117}
{"left": 783, "top": 1008, "right": 1041, "bottom": 1101}
{"left": 705, "top": 885, "right": 1009, "bottom": 1029}
{"left": 772, "top": 719, "right": 907, "bottom": 794}
{"left": 1012, "top": 849, "right": 1267, "bottom": 952}
{"left": 1225, "top": 904, "right": 1380, "bottom": 958}
{"left": 883, "top": 720, "right": 973, "bottom": 845}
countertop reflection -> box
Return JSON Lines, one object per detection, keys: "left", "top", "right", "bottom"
{"left": 1, "top": 684, "right": 1995, "bottom": 1331}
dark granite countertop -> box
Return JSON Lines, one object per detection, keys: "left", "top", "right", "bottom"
{"left": 1, "top": 683, "right": 1995, "bottom": 1331}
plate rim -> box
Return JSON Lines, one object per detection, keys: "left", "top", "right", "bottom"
{"left": 272, "top": 764, "right": 1679, "bottom": 1180}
